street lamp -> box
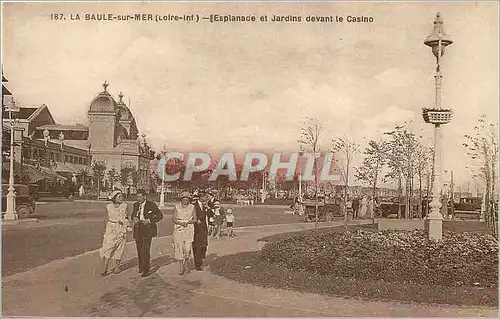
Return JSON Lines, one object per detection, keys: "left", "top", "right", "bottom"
{"left": 422, "top": 12, "right": 454, "bottom": 241}
{"left": 159, "top": 144, "right": 167, "bottom": 208}
{"left": 5, "top": 98, "right": 20, "bottom": 220}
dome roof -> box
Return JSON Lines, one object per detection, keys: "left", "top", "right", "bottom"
{"left": 117, "top": 104, "right": 132, "bottom": 121}
{"left": 89, "top": 89, "right": 117, "bottom": 113}
{"left": 116, "top": 92, "right": 133, "bottom": 121}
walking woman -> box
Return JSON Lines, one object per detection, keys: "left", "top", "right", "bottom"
{"left": 172, "top": 191, "right": 196, "bottom": 275}
{"left": 359, "top": 196, "right": 368, "bottom": 219}
{"left": 99, "top": 190, "right": 131, "bottom": 276}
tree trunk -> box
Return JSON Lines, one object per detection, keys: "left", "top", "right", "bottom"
{"left": 97, "top": 178, "right": 100, "bottom": 201}
{"left": 418, "top": 168, "right": 423, "bottom": 219}
{"left": 343, "top": 164, "right": 349, "bottom": 231}
{"left": 397, "top": 173, "right": 402, "bottom": 219}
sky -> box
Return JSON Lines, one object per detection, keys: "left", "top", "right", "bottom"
{"left": 2, "top": 2, "right": 498, "bottom": 189}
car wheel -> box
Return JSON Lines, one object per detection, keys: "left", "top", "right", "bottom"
{"left": 16, "top": 205, "right": 32, "bottom": 219}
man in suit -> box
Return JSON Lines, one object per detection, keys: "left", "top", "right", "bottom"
{"left": 131, "top": 189, "right": 163, "bottom": 277}
{"left": 352, "top": 197, "right": 360, "bottom": 219}
{"left": 192, "top": 190, "right": 212, "bottom": 270}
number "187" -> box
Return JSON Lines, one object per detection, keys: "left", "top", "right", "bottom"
{"left": 50, "top": 13, "right": 64, "bottom": 20}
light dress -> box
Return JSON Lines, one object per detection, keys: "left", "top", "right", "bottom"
{"left": 100, "top": 203, "right": 129, "bottom": 260}
{"left": 359, "top": 198, "right": 368, "bottom": 218}
{"left": 173, "top": 203, "right": 195, "bottom": 261}
{"left": 367, "top": 200, "right": 374, "bottom": 219}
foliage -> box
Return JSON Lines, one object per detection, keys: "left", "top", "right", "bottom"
{"left": 383, "top": 124, "right": 421, "bottom": 218}
{"left": 355, "top": 140, "right": 386, "bottom": 198}
{"left": 332, "top": 136, "right": 359, "bottom": 229}
{"left": 91, "top": 161, "right": 106, "bottom": 178}
{"left": 77, "top": 169, "right": 90, "bottom": 187}
{"left": 107, "top": 168, "right": 119, "bottom": 190}
{"left": 261, "top": 230, "right": 498, "bottom": 287}
{"left": 463, "top": 115, "right": 499, "bottom": 237}
{"left": 120, "top": 165, "right": 138, "bottom": 187}
{"left": 298, "top": 117, "right": 323, "bottom": 230}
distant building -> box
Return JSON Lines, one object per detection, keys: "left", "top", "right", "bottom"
{"left": 2, "top": 79, "right": 154, "bottom": 194}
{"left": 86, "top": 82, "right": 153, "bottom": 193}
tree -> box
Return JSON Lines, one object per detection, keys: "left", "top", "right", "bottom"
{"left": 91, "top": 161, "right": 106, "bottom": 199}
{"left": 332, "top": 136, "right": 359, "bottom": 230}
{"left": 384, "top": 125, "right": 420, "bottom": 219}
{"left": 355, "top": 140, "right": 387, "bottom": 214}
{"left": 414, "top": 141, "right": 432, "bottom": 218}
{"left": 77, "top": 168, "right": 90, "bottom": 188}
{"left": 107, "top": 168, "right": 119, "bottom": 191}
{"left": 298, "top": 117, "right": 323, "bottom": 230}
{"left": 463, "top": 115, "right": 499, "bottom": 237}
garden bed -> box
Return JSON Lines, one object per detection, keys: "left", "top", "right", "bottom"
{"left": 210, "top": 228, "right": 498, "bottom": 306}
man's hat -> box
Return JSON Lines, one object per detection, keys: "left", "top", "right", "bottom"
{"left": 214, "top": 200, "right": 220, "bottom": 207}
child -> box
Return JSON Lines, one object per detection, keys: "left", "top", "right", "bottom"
{"left": 225, "top": 208, "right": 235, "bottom": 237}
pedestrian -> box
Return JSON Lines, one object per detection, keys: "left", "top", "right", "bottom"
{"left": 172, "top": 191, "right": 196, "bottom": 275}
{"left": 359, "top": 196, "right": 368, "bottom": 219}
{"left": 192, "top": 190, "right": 212, "bottom": 271}
{"left": 367, "top": 196, "right": 374, "bottom": 219}
{"left": 225, "top": 208, "right": 236, "bottom": 237}
{"left": 79, "top": 184, "right": 85, "bottom": 197}
{"left": 352, "top": 197, "right": 360, "bottom": 219}
{"left": 212, "top": 200, "right": 224, "bottom": 239}
{"left": 99, "top": 190, "right": 131, "bottom": 276}
{"left": 131, "top": 189, "right": 163, "bottom": 277}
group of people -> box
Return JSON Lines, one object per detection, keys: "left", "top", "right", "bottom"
{"left": 349, "top": 196, "right": 380, "bottom": 219}
{"left": 98, "top": 188, "right": 236, "bottom": 278}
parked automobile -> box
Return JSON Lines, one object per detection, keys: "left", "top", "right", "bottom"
{"left": 1, "top": 184, "right": 37, "bottom": 219}
{"left": 303, "top": 195, "right": 340, "bottom": 221}
{"left": 453, "top": 197, "right": 482, "bottom": 220}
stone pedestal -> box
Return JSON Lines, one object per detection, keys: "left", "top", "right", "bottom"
{"left": 425, "top": 211, "right": 444, "bottom": 241}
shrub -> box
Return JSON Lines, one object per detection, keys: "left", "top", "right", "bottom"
{"left": 260, "top": 230, "right": 498, "bottom": 287}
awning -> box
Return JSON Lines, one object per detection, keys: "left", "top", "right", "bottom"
{"left": 2, "top": 161, "right": 66, "bottom": 183}
{"left": 23, "top": 164, "right": 46, "bottom": 183}
{"left": 40, "top": 166, "right": 67, "bottom": 181}
{"left": 53, "top": 162, "right": 77, "bottom": 174}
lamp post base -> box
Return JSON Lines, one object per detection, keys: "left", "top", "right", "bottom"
{"left": 159, "top": 192, "right": 166, "bottom": 208}
{"left": 5, "top": 192, "right": 18, "bottom": 220}
{"left": 425, "top": 211, "right": 443, "bottom": 241}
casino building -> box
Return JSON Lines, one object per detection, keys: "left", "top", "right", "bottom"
{"left": 2, "top": 78, "right": 154, "bottom": 195}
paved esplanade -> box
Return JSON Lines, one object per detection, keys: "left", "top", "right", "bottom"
{"left": 3, "top": 221, "right": 497, "bottom": 317}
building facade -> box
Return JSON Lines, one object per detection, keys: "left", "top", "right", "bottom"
{"left": 2, "top": 78, "right": 154, "bottom": 195}
{"left": 86, "top": 83, "right": 153, "bottom": 194}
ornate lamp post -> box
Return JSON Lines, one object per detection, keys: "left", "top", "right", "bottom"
{"left": 5, "top": 98, "right": 20, "bottom": 220}
{"left": 422, "top": 12, "right": 453, "bottom": 241}
{"left": 159, "top": 144, "right": 167, "bottom": 208}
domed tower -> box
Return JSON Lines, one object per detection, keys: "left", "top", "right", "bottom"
{"left": 116, "top": 92, "right": 139, "bottom": 140}
{"left": 87, "top": 81, "right": 119, "bottom": 150}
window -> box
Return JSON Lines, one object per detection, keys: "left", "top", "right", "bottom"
{"left": 65, "top": 155, "right": 69, "bottom": 162}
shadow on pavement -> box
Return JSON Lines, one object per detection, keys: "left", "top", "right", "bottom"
{"left": 119, "top": 255, "right": 178, "bottom": 273}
